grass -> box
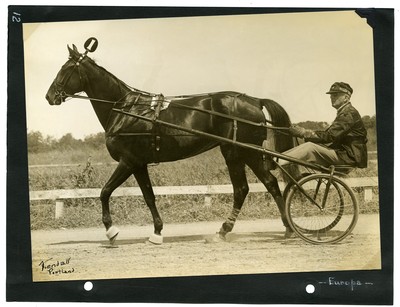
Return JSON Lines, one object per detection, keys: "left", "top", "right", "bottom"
{"left": 28, "top": 146, "right": 380, "bottom": 230}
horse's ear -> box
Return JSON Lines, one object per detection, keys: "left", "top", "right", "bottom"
{"left": 67, "top": 45, "right": 74, "bottom": 56}
{"left": 67, "top": 44, "right": 79, "bottom": 59}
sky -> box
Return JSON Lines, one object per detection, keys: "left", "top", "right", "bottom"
{"left": 23, "top": 10, "right": 376, "bottom": 139}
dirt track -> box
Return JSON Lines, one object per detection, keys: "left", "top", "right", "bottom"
{"left": 31, "top": 214, "right": 381, "bottom": 282}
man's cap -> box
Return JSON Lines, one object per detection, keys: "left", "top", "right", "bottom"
{"left": 326, "top": 82, "right": 353, "bottom": 95}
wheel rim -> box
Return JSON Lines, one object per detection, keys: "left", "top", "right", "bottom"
{"left": 286, "top": 174, "right": 359, "bottom": 244}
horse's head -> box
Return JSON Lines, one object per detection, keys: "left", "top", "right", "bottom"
{"left": 46, "top": 38, "right": 98, "bottom": 105}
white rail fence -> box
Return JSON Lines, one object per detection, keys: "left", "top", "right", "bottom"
{"left": 27, "top": 152, "right": 378, "bottom": 169}
{"left": 30, "top": 177, "right": 378, "bottom": 219}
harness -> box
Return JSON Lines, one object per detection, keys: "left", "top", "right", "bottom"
{"left": 53, "top": 39, "right": 292, "bottom": 164}
{"left": 151, "top": 94, "right": 165, "bottom": 163}
{"left": 54, "top": 56, "right": 84, "bottom": 102}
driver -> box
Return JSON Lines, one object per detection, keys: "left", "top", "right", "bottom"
{"left": 280, "top": 82, "right": 368, "bottom": 168}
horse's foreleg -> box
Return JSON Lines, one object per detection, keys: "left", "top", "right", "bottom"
{"left": 219, "top": 148, "right": 249, "bottom": 239}
{"left": 133, "top": 166, "right": 163, "bottom": 244}
{"left": 101, "top": 160, "right": 133, "bottom": 243}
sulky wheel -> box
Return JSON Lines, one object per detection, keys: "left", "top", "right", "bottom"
{"left": 285, "top": 174, "right": 359, "bottom": 244}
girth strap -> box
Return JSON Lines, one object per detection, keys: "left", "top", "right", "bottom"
{"left": 151, "top": 94, "right": 165, "bottom": 163}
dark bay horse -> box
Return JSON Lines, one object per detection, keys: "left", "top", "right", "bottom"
{"left": 46, "top": 43, "right": 299, "bottom": 244}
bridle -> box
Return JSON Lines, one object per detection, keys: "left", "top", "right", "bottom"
{"left": 54, "top": 54, "right": 87, "bottom": 103}
{"left": 54, "top": 37, "right": 101, "bottom": 103}
{"left": 54, "top": 55, "right": 140, "bottom": 106}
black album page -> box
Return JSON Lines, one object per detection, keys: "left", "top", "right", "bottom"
{"left": 6, "top": 5, "right": 394, "bottom": 305}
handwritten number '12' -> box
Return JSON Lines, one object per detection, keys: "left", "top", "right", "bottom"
{"left": 12, "top": 12, "right": 21, "bottom": 23}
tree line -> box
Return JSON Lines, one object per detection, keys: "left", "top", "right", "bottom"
{"left": 27, "top": 131, "right": 107, "bottom": 153}
{"left": 27, "top": 115, "right": 377, "bottom": 153}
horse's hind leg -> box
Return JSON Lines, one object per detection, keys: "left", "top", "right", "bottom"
{"left": 133, "top": 165, "right": 163, "bottom": 244}
{"left": 219, "top": 146, "right": 249, "bottom": 239}
{"left": 245, "top": 154, "right": 293, "bottom": 238}
{"left": 101, "top": 160, "right": 133, "bottom": 243}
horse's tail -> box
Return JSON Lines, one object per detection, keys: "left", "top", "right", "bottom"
{"left": 260, "top": 99, "right": 293, "bottom": 152}
{"left": 260, "top": 99, "right": 301, "bottom": 181}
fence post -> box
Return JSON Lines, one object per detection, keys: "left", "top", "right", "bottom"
{"left": 364, "top": 187, "right": 373, "bottom": 202}
{"left": 204, "top": 194, "right": 212, "bottom": 207}
{"left": 55, "top": 199, "right": 65, "bottom": 219}
{"left": 204, "top": 185, "right": 212, "bottom": 207}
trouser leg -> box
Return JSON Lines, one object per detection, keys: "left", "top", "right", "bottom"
{"left": 279, "top": 142, "right": 344, "bottom": 167}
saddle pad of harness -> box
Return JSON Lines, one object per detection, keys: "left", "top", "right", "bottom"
{"left": 106, "top": 93, "right": 170, "bottom": 136}
{"left": 150, "top": 94, "right": 170, "bottom": 111}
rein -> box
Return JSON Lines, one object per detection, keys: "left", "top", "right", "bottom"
{"left": 56, "top": 52, "right": 289, "bottom": 133}
{"left": 64, "top": 91, "right": 290, "bottom": 132}
{"left": 64, "top": 93, "right": 125, "bottom": 105}
{"left": 167, "top": 100, "right": 289, "bottom": 131}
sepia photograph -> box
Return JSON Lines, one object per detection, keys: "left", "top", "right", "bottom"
{"left": 7, "top": 5, "right": 394, "bottom": 304}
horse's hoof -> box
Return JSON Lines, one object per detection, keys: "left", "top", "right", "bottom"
{"left": 284, "top": 227, "right": 294, "bottom": 239}
{"left": 106, "top": 226, "right": 120, "bottom": 245}
{"left": 148, "top": 233, "right": 163, "bottom": 245}
{"left": 205, "top": 233, "right": 226, "bottom": 244}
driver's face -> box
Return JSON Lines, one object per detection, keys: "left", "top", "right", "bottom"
{"left": 329, "top": 92, "right": 349, "bottom": 109}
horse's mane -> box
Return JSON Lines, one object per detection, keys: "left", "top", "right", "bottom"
{"left": 84, "top": 56, "right": 153, "bottom": 97}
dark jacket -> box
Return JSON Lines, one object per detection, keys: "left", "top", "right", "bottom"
{"left": 305, "top": 102, "right": 368, "bottom": 168}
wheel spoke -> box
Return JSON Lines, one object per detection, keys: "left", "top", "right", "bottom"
{"left": 285, "top": 174, "right": 359, "bottom": 244}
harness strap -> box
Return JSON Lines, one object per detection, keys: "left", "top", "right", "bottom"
{"left": 233, "top": 120, "right": 238, "bottom": 142}
{"left": 65, "top": 93, "right": 125, "bottom": 105}
{"left": 65, "top": 93, "right": 291, "bottom": 134}
{"left": 152, "top": 95, "right": 164, "bottom": 121}
{"left": 232, "top": 95, "right": 238, "bottom": 142}
{"left": 170, "top": 100, "right": 274, "bottom": 126}
{"left": 150, "top": 95, "right": 165, "bottom": 163}
{"left": 168, "top": 100, "right": 290, "bottom": 136}
{"left": 150, "top": 124, "right": 161, "bottom": 163}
